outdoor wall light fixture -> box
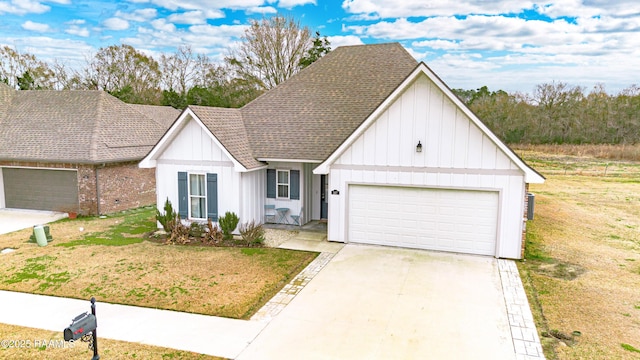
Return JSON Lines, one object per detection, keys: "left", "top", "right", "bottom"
{"left": 416, "top": 141, "right": 423, "bottom": 153}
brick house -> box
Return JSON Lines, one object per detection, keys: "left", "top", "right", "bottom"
{"left": 0, "top": 83, "right": 178, "bottom": 215}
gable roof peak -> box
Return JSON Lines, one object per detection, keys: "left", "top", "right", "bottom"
{"left": 240, "top": 41, "right": 418, "bottom": 161}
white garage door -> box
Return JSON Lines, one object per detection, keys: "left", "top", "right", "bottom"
{"left": 349, "top": 185, "right": 498, "bottom": 256}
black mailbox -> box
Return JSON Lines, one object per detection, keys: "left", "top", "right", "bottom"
{"left": 64, "top": 312, "right": 97, "bottom": 341}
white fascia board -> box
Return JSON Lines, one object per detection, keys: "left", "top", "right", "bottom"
{"left": 139, "top": 108, "right": 194, "bottom": 168}
{"left": 315, "top": 63, "right": 545, "bottom": 183}
{"left": 245, "top": 165, "right": 269, "bottom": 172}
{"left": 139, "top": 108, "right": 248, "bottom": 173}
{"left": 257, "top": 158, "right": 322, "bottom": 164}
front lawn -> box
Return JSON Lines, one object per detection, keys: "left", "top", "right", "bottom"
{"left": 0, "top": 208, "right": 317, "bottom": 319}
{"left": 0, "top": 323, "right": 219, "bottom": 360}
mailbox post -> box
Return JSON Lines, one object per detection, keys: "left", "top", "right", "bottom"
{"left": 64, "top": 297, "right": 100, "bottom": 360}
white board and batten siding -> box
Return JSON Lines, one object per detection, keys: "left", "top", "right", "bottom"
{"left": 155, "top": 117, "right": 263, "bottom": 224}
{"left": 327, "top": 74, "right": 527, "bottom": 259}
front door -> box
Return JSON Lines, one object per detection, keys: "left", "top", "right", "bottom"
{"left": 320, "top": 175, "right": 328, "bottom": 219}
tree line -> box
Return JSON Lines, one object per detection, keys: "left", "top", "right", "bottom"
{"left": 0, "top": 15, "right": 330, "bottom": 109}
{"left": 453, "top": 83, "right": 640, "bottom": 145}
{"left": 3, "top": 13, "right": 637, "bottom": 145}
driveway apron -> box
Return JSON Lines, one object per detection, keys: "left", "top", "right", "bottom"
{"left": 0, "top": 209, "right": 67, "bottom": 235}
{"left": 238, "top": 244, "right": 516, "bottom": 360}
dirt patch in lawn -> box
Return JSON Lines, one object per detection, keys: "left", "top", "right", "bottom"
{"left": 518, "top": 150, "right": 640, "bottom": 360}
{"left": 0, "top": 323, "right": 219, "bottom": 359}
{"left": 0, "top": 208, "right": 318, "bottom": 320}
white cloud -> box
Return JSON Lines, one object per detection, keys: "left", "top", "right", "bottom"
{"left": 327, "top": 35, "right": 364, "bottom": 48}
{"left": 65, "top": 25, "right": 90, "bottom": 37}
{"left": 188, "top": 23, "right": 247, "bottom": 38}
{"left": 0, "top": 0, "right": 49, "bottom": 15}
{"left": 147, "top": 0, "right": 263, "bottom": 11}
{"left": 538, "top": 0, "right": 640, "bottom": 18}
{"left": 413, "top": 39, "right": 460, "bottom": 51}
{"left": 115, "top": 8, "right": 158, "bottom": 22}
{"left": 343, "top": 15, "right": 622, "bottom": 56}
{"left": 167, "top": 9, "right": 224, "bottom": 24}
{"left": 21, "top": 20, "right": 52, "bottom": 32}
{"left": 167, "top": 11, "right": 206, "bottom": 24}
{"left": 102, "top": 17, "right": 130, "bottom": 30}
{"left": 151, "top": 18, "right": 176, "bottom": 32}
{"left": 66, "top": 19, "right": 86, "bottom": 25}
{"left": 2, "top": 36, "right": 93, "bottom": 68}
{"left": 246, "top": 6, "right": 277, "bottom": 14}
{"left": 119, "top": 23, "right": 248, "bottom": 62}
{"left": 278, "top": 0, "right": 316, "bottom": 9}
{"left": 342, "top": 0, "right": 535, "bottom": 19}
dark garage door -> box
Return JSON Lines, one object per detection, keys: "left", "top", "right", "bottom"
{"left": 3, "top": 168, "right": 78, "bottom": 212}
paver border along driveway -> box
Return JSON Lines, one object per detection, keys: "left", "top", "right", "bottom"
{"left": 239, "top": 244, "right": 520, "bottom": 360}
{"left": 0, "top": 209, "right": 67, "bottom": 235}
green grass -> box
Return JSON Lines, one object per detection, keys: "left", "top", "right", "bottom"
{"left": 621, "top": 343, "right": 640, "bottom": 353}
{"left": 524, "top": 224, "right": 553, "bottom": 263}
{"left": 3, "top": 255, "right": 72, "bottom": 291}
{"left": 57, "top": 208, "right": 156, "bottom": 247}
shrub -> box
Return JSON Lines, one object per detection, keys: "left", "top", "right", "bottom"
{"left": 204, "top": 218, "right": 224, "bottom": 245}
{"left": 167, "top": 221, "right": 190, "bottom": 245}
{"left": 189, "top": 222, "right": 205, "bottom": 238}
{"left": 219, "top": 212, "right": 239, "bottom": 240}
{"left": 156, "top": 198, "right": 178, "bottom": 233}
{"left": 239, "top": 221, "right": 265, "bottom": 246}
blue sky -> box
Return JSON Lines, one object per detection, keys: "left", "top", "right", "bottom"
{"left": 1, "top": 0, "right": 639, "bottom": 94}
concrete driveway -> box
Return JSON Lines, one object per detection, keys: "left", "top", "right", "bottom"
{"left": 0, "top": 208, "right": 67, "bottom": 235}
{"left": 238, "top": 245, "right": 520, "bottom": 359}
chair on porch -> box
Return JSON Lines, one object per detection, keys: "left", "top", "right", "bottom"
{"left": 290, "top": 207, "right": 303, "bottom": 227}
{"left": 264, "top": 204, "right": 276, "bottom": 223}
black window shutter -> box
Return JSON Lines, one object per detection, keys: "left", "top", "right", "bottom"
{"left": 266, "top": 169, "right": 276, "bottom": 199}
{"left": 177, "top": 172, "right": 188, "bottom": 218}
{"left": 207, "top": 173, "right": 218, "bottom": 221}
{"left": 290, "top": 170, "right": 300, "bottom": 200}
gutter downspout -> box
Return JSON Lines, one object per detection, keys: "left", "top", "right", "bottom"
{"left": 95, "top": 166, "right": 101, "bottom": 215}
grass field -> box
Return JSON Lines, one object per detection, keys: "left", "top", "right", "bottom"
{"left": 517, "top": 145, "right": 640, "bottom": 359}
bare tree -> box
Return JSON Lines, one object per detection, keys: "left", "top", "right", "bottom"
{"left": 0, "top": 46, "right": 55, "bottom": 89}
{"left": 532, "top": 82, "right": 585, "bottom": 143}
{"left": 226, "top": 15, "right": 312, "bottom": 90}
{"left": 160, "top": 45, "right": 197, "bottom": 95}
{"left": 84, "top": 44, "right": 161, "bottom": 103}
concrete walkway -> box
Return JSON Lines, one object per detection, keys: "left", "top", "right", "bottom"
{"left": 0, "top": 290, "right": 265, "bottom": 359}
{"left": 0, "top": 208, "right": 67, "bottom": 235}
{"left": 0, "top": 234, "right": 543, "bottom": 359}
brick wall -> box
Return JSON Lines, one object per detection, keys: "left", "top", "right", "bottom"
{"left": 96, "top": 162, "right": 156, "bottom": 214}
{"left": 1, "top": 161, "right": 156, "bottom": 215}
{"left": 77, "top": 165, "right": 97, "bottom": 215}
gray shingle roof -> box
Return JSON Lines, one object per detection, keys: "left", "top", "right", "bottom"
{"left": 240, "top": 42, "right": 418, "bottom": 161}
{"left": 128, "top": 104, "right": 180, "bottom": 128}
{"left": 189, "top": 106, "right": 265, "bottom": 169}
{"left": 0, "top": 89, "right": 174, "bottom": 164}
{"left": 180, "top": 43, "right": 417, "bottom": 169}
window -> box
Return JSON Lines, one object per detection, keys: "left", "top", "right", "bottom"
{"left": 189, "top": 174, "right": 206, "bottom": 219}
{"left": 277, "top": 170, "right": 289, "bottom": 199}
